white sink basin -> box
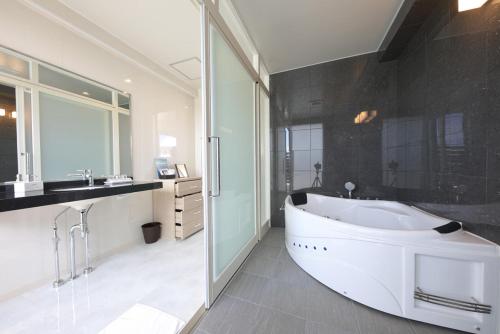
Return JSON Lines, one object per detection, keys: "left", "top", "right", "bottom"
{"left": 52, "top": 185, "right": 106, "bottom": 192}
{"left": 59, "top": 197, "right": 104, "bottom": 211}
{"left": 53, "top": 184, "right": 131, "bottom": 211}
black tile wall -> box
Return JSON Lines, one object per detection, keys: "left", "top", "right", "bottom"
{"left": 270, "top": 0, "right": 500, "bottom": 244}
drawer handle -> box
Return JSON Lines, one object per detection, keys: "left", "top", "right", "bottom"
{"left": 193, "top": 211, "right": 201, "bottom": 215}
{"left": 194, "top": 224, "right": 201, "bottom": 228}
{"left": 194, "top": 199, "right": 202, "bottom": 202}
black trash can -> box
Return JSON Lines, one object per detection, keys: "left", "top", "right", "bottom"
{"left": 141, "top": 222, "right": 162, "bottom": 244}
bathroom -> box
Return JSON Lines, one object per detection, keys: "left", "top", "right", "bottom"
{"left": 0, "top": 0, "right": 499, "bottom": 333}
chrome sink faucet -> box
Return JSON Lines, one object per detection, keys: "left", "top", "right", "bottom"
{"left": 68, "top": 169, "right": 94, "bottom": 186}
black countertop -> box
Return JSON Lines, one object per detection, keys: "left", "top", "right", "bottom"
{"left": 0, "top": 179, "right": 162, "bottom": 213}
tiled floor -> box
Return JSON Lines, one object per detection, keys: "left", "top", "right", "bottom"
{"left": 0, "top": 231, "right": 204, "bottom": 334}
{"left": 193, "top": 228, "right": 465, "bottom": 334}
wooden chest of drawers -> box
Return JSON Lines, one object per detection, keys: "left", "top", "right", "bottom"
{"left": 153, "top": 177, "right": 203, "bottom": 240}
{"left": 175, "top": 192, "right": 203, "bottom": 211}
{"left": 175, "top": 179, "right": 202, "bottom": 197}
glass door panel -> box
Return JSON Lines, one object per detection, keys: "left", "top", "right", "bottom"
{"left": 259, "top": 88, "right": 270, "bottom": 230}
{"left": 207, "top": 22, "right": 257, "bottom": 302}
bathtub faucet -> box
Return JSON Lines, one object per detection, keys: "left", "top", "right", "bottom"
{"left": 344, "top": 181, "right": 356, "bottom": 199}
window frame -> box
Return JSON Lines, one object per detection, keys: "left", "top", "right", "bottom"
{"left": 0, "top": 46, "right": 133, "bottom": 182}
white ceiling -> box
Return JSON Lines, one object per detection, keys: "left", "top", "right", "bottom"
{"left": 23, "top": 0, "right": 404, "bottom": 90}
{"left": 231, "top": 0, "right": 404, "bottom": 73}
{"left": 57, "top": 0, "right": 201, "bottom": 89}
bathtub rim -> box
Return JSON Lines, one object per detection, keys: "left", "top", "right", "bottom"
{"left": 284, "top": 193, "right": 459, "bottom": 238}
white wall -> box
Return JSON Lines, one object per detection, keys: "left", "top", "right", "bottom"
{"left": 194, "top": 89, "right": 203, "bottom": 177}
{"left": 0, "top": 1, "right": 199, "bottom": 300}
{"left": 0, "top": 0, "right": 197, "bottom": 180}
{"left": 155, "top": 105, "right": 196, "bottom": 176}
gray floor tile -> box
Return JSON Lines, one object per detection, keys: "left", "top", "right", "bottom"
{"left": 353, "top": 302, "right": 414, "bottom": 334}
{"left": 306, "top": 279, "right": 358, "bottom": 332}
{"left": 197, "top": 295, "right": 260, "bottom": 334}
{"left": 261, "top": 278, "right": 308, "bottom": 318}
{"left": 306, "top": 321, "right": 358, "bottom": 334}
{"left": 224, "top": 272, "right": 269, "bottom": 304}
{"left": 410, "top": 320, "right": 468, "bottom": 334}
{"left": 196, "top": 294, "right": 233, "bottom": 333}
{"left": 243, "top": 255, "right": 279, "bottom": 278}
{"left": 273, "top": 253, "right": 314, "bottom": 286}
{"left": 190, "top": 329, "right": 209, "bottom": 334}
{"left": 277, "top": 244, "right": 294, "bottom": 263}
{"left": 254, "top": 306, "right": 306, "bottom": 334}
{"left": 194, "top": 226, "right": 466, "bottom": 334}
{"left": 261, "top": 228, "right": 285, "bottom": 247}
{"left": 267, "top": 227, "right": 286, "bottom": 236}
{"left": 252, "top": 243, "right": 283, "bottom": 260}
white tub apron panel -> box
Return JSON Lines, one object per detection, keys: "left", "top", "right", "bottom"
{"left": 284, "top": 193, "right": 500, "bottom": 334}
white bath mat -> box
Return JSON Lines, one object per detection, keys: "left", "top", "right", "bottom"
{"left": 99, "top": 303, "right": 186, "bottom": 334}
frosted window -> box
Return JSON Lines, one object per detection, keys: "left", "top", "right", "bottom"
{"left": 119, "top": 113, "right": 133, "bottom": 177}
{"left": 0, "top": 49, "right": 30, "bottom": 79}
{"left": 39, "top": 93, "right": 113, "bottom": 180}
{"left": 39, "top": 65, "right": 112, "bottom": 104}
{"left": 118, "top": 94, "right": 130, "bottom": 110}
{"left": 444, "top": 113, "right": 464, "bottom": 147}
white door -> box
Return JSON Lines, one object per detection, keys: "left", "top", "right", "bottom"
{"left": 202, "top": 9, "right": 258, "bottom": 306}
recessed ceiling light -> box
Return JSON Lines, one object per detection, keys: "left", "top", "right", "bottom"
{"left": 82, "top": 91, "right": 89, "bottom": 96}
{"left": 11, "top": 111, "right": 17, "bottom": 119}
{"left": 124, "top": 78, "right": 132, "bottom": 83}
{"left": 458, "top": 0, "right": 488, "bottom": 11}
{"left": 0, "top": 108, "right": 5, "bottom": 117}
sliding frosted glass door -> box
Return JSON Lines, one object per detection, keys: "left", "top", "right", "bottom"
{"left": 205, "top": 21, "right": 257, "bottom": 304}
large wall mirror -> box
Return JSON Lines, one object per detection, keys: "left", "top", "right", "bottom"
{"left": 0, "top": 47, "right": 132, "bottom": 183}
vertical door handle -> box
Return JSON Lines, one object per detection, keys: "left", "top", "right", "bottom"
{"left": 209, "top": 136, "right": 221, "bottom": 197}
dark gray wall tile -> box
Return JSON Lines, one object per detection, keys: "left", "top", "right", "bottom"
{"left": 269, "top": 1, "right": 500, "bottom": 243}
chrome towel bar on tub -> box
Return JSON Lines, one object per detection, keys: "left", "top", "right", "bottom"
{"left": 414, "top": 287, "right": 492, "bottom": 314}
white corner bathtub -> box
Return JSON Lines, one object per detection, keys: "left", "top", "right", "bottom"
{"left": 284, "top": 193, "right": 500, "bottom": 334}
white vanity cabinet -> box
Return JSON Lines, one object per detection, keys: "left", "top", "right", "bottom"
{"left": 153, "top": 177, "right": 203, "bottom": 240}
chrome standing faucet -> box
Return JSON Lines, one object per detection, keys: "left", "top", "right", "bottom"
{"left": 68, "top": 169, "right": 94, "bottom": 186}
{"left": 52, "top": 207, "right": 70, "bottom": 287}
{"left": 69, "top": 204, "right": 94, "bottom": 280}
